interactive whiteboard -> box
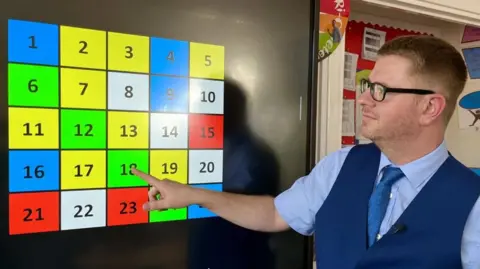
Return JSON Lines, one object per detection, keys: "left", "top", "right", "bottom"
{"left": 7, "top": 18, "right": 225, "bottom": 235}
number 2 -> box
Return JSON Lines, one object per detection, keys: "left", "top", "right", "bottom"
{"left": 79, "top": 41, "right": 88, "bottom": 54}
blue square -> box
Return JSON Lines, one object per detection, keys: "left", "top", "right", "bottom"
{"left": 188, "top": 184, "right": 222, "bottom": 219}
{"left": 150, "top": 37, "right": 189, "bottom": 76}
{"left": 9, "top": 150, "right": 59, "bottom": 192}
{"left": 8, "top": 19, "right": 59, "bottom": 66}
{"left": 150, "top": 75, "right": 188, "bottom": 112}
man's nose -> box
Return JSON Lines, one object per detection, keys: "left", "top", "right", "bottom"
{"left": 357, "top": 89, "right": 374, "bottom": 107}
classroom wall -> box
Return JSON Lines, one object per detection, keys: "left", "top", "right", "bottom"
{"left": 442, "top": 25, "right": 480, "bottom": 169}
{"left": 340, "top": 2, "right": 480, "bottom": 170}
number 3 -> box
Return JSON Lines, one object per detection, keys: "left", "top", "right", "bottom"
{"left": 125, "top": 46, "right": 133, "bottom": 59}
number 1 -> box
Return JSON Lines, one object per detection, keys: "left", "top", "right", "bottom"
{"left": 28, "top": 36, "right": 38, "bottom": 49}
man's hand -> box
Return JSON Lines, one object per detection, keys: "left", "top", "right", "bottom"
{"left": 131, "top": 168, "right": 197, "bottom": 211}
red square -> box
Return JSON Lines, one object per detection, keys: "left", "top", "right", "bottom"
{"left": 9, "top": 192, "right": 59, "bottom": 235}
{"left": 107, "top": 188, "right": 149, "bottom": 226}
{"left": 189, "top": 114, "right": 223, "bottom": 149}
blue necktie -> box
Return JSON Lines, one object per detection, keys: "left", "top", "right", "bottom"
{"left": 367, "top": 166, "right": 404, "bottom": 247}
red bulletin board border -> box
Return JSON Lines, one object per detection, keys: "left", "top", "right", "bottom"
{"left": 342, "top": 20, "right": 432, "bottom": 145}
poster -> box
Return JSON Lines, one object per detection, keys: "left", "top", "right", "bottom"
{"left": 462, "top": 25, "right": 480, "bottom": 44}
{"left": 458, "top": 90, "right": 480, "bottom": 131}
{"left": 318, "top": 0, "right": 350, "bottom": 61}
{"left": 462, "top": 47, "right": 480, "bottom": 79}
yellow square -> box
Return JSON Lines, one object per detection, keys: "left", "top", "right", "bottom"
{"left": 108, "top": 32, "right": 149, "bottom": 73}
{"left": 108, "top": 111, "right": 149, "bottom": 148}
{"left": 8, "top": 107, "right": 58, "bottom": 149}
{"left": 150, "top": 150, "right": 187, "bottom": 184}
{"left": 60, "top": 26, "right": 106, "bottom": 69}
{"left": 61, "top": 150, "right": 106, "bottom": 190}
{"left": 60, "top": 68, "right": 106, "bottom": 109}
{"left": 189, "top": 42, "right": 224, "bottom": 80}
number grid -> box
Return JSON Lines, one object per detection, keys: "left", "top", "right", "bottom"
{"left": 7, "top": 18, "right": 224, "bottom": 235}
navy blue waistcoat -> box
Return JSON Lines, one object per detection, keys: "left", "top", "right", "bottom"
{"left": 314, "top": 143, "right": 480, "bottom": 269}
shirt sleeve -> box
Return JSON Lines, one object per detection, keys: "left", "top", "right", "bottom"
{"left": 462, "top": 195, "right": 480, "bottom": 269}
{"left": 273, "top": 146, "right": 352, "bottom": 235}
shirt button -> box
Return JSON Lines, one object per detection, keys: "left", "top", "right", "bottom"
{"left": 376, "top": 234, "right": 382, "bottom": 240}
{"left": 390, "top": 192, "right": 393, "bottom": 199}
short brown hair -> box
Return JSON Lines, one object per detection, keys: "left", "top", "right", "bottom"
{"left": 377, "top": 35, "right": 468, "bottom": 123}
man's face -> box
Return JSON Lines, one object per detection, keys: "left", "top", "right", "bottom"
{"left": 358, "top": 55, "right": 422, "bottom": 142}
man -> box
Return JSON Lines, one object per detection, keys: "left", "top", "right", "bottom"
{"left": 132, "top": 35, "right": 480, "bottom": 268}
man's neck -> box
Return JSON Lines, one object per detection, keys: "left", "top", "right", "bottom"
{"left": 375, "top": 132, "right": 444, "bottom": 165}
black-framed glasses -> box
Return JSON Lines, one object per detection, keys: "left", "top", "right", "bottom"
{"left": 359, "top": 79, "right": 435, "bottom": 102}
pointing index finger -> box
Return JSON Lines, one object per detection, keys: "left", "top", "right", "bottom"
{"left": 131, "top": 168, "right": 159, "bottom": 186}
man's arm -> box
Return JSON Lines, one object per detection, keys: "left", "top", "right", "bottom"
{"left": 194, "top": 189, "right": 289, "bottom": 232}
{"left": 132, "top": 168, "right": 289, "bottom": 233}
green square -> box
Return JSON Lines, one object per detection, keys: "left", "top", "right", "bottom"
{"left": 8, "top": 63, "right": 59, "bottom": 107}
{"left": 150, "top": 208, "right": 187, "bottom": 222}
{"left": 107, "top": 150, "right": 149, "bottom": 187}
{"left": 61, "top": 109, "right": 106, "bottom": 149}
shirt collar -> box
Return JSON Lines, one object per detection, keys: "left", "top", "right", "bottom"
{"left": 377, "top": 140, "right": 449, "bottom": 189}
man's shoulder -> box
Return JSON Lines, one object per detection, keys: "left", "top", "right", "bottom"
{"left": 317, "top": 143, "right": 377, "bottom": 167}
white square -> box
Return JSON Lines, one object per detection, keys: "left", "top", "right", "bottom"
{"left": 188, "top": 150, "right": 223, "bottom": 184}
{"left": 150, "top": 113, "right": 188, "bottom": 148}
{"left": 108, "top": 71, "right": 149, "bottom": 111}
{"left": 189, "top": 78, "right": 224, "bottom": 114}
{"left": 61, "top": 190, "right": 106, "bottom": 231}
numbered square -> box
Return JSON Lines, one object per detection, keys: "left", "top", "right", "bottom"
{"left": 150, "top": 113, "right": 188, "bottom": 149}
{"left": 61, "top": 190, "right": 106, "bottom": 231}
{"left": 61, "top": 68, "right": 106, "bottom": 109}
{"left": 150, "top": 150, "right": 188, "bottom": 184}
{"left": 9, "top": 192, "right": 59, "bottom": 235}
{"left": 61, "top": 150, "right": 106, "bottom": 190}
{"left": 60, "top": 109, "right": 107, "bottom": 149}
{"left": 107, "top": 150, "right": 149, "bottom": 188}
{"left": 108, "top": 32, "right": 149, "bottom": 73}
{"left": 189, "top": 78, "right": 224, "bottom": 114}
{"left": 188, "top": 184, "right": 222, "bottom": 219}
{"left": 150, "top": 207, "right": 187, "bottom": 222}
{"left": 107, "top": 188, "right": 149, "bottom": 226}
{"left": 8, "top": 63, "right": 59, "bottom": 108}
{"left": 108, "top": 111, "right": 149, "bottom": 149}
{"left": 188, "top": 114, "right": 223, "bottom": 149}
{"left": 150, "top": 37, "right": 189, "bottom": 76}
{"left": 188, "top": 150, "right": 223, "bottom": 184}
{"left": 9, "top": 150, "right": 59, "bottom": 192}
{"left": 60, "top": 25, "right": 106, "bottom": 69}
{"left": 107, "top": 72, "right": 149, "bottom": 111}
{"left": 8, "top": 19, "right": 59, "bottom": 66}
{"left": 189, "top": 42, "right": 224, "bottom": 80}
{"left": 150, "top": 75, "right": 189, "bottom": 113}
{"left": 9, "top": 107, "right": 59, "bottom": 149}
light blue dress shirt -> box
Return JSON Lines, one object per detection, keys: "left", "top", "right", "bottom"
{"left": 274, "top": 141, "right": 480, "bottom": 268}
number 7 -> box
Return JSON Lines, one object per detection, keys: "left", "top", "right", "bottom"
{"left": 79, "top": 82, "right": 88, "bottom": 95}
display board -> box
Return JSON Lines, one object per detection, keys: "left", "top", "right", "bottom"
{"left": 1, "top": 1, "right": 316, "bottom": 268}
{"left": 7, "top": 18, "right": 225, "bottom": 235}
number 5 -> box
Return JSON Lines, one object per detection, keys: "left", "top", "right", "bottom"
{"left": 205, "top": 55, "right": 211, "bottom": 66}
